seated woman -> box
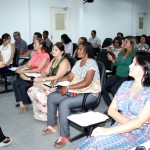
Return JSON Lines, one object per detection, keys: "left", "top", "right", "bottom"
{"left": 76, "top": 51, "right": 150, "bottom": 150}
{"left": 27, "top": 42, "right": 71, "bottom": 121}
{"left": 0, "top": 33, "right": 15, "bottom": 74}
{"left": 41, "top": 42, "right": 101, "bottom": 148}
{"left": 102, "top": 36, "right": 136, "bottom": 107}
{"left": 73, "top": 37, "right": 87, "bottom": 58}
{"left": 112, "top": 36, "right": 123, "bottom": 59}
{"left": 136, "top": 34, "right": 149, "bottom": 51}
{"left": 61, "top": 34, "right": 73, "bottom": 56}
{"left": 12, "top": 38, "right": 50, "bottom": 112}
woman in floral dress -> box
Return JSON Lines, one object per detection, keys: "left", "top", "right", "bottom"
{"left": 27, "top": 42, "right": 71, "bottom": 121}
{"left": 76, "top": 51, "right": 150, "bottom": 150}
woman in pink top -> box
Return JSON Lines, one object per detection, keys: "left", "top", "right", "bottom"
{"left": 12, "top": 38, "right": 50, "bottom": 112}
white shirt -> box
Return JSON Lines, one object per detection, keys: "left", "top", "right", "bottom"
{"left": 89, "top": 37, "right": 101, "bottom": 48}
{"left": 64, "top": 42, "right": 73, "bottom": 56}
{"left": 0, "top": 43, "right": 12, "bottom": 64}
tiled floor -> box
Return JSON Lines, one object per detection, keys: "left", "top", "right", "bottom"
{"left": 0, "top": 84, "right": 110, "bottom": 150}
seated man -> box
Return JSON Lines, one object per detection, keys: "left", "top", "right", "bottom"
{"left": 89, "top": 30, "right": 101, "bottom": 55}
{"left": 21, "top": 32, "right": 42, "bottom": 58}
{"left": 43, "top": 30, "right": 53, "bottom": 53}
{"left": 13, "top": 31, "right": 28, "bottom": 55}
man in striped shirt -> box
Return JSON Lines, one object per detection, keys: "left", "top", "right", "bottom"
{"left": 13, "top": 31, "right": 28, "bottom": 55}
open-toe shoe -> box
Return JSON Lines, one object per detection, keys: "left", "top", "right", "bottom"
{"left": 42, "top": 125, "right": 59, "bottom": 135}
{"left": 53, "top": 137, "right": 69, "bottom": 148}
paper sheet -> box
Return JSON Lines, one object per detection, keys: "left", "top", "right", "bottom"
{"left": 9, "top": 67, "right": 18, "bottom": 71}
{"left": 24, "top": 73, "right": 41, "bottom": 77}
{"left": 44, "top": 81, "right": 70, "bottom": 87}
{"left": 67, "top": 111, "right": 109, "bottom": 127}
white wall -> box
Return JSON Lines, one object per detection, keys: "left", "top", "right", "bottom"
{"left": 0, "top": 0, "right": 149, "bottom": 45}
{"left": 0, "top": 0, "right": 29, "bottom": 43}
{"left": 81, "top": 0, "right": 148, "bottom": 43}
{"left": 147, "top": 0, "right": 150, "bottom": 36}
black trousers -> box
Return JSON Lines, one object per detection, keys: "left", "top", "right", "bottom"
{"left": 102, "top": 75, "right": 127, "bottom": 106}
{"left": 12, "top": 78, "right": 33, "bottom": 105}
{"left": 0, "top": 127, "right": 6, "bottom": 142}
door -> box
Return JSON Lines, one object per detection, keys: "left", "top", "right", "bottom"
{"left": 50, "top": 7, "right": 71, "bottom": 44}
{"left": 136, "top": 13, "right": 146, "bottom": 36}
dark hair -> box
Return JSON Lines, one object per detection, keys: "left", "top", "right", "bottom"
{"left": 36, "top": 38, "right": 48, "bottom": 53}
{"left": 141, "top": 34, "right": 148, "bottom": 43}
{"left": 13, "top": 31, "right": 20, "bottom": 36}
{"left": 80, "top": 37, "right": 87, "bottom": 43}
{"left": 61, "top": 34, "right": 72, "bottom": 44}
{"left": 0, "top": 33, "right": 11, "bottom": 45}
{"left": 79, "top": 42, "right": 94, "bottom": 59}
{"left": 43, "top": 31, "right": 49, "bottom": 36}
{"left": 134, "top": 51, "right": 150, "bottom": 86}
{"left": 113, "top": 37, "right": 122, "bottom": 46}
{"left": 117, "top": 32, "right": 124, "bottom": 38}
{"left": 91, "top": 30, "right": 96, "bottom": 34}
{"left": 102, "top": 38, "right": 112, "bottom": 48}
{"left": 54, "top": 42, "right": 65, "bottom": 52}
{"left": 34, "top": 32, "right": 42, "bottom": 38}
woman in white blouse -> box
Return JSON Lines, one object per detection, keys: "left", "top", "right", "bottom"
{"left": 61, "top": 34, "right": 73, "bottom": 56}
{"left": 0, "top": 33, "right": 15, "bottom": 73}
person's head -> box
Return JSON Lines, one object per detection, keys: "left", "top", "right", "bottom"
{"left": 102, "top": 38, "right": 112, "bottom": 48}
{"left": 117, "top": 32, "right": 124, "bottom": 39}
{"left": 52, "top": 42, "right": 65, "bottom": 58}
{"left": 124, "top": 36, "right": 136, "bottom": 51}
{"left": 113, "top": 37, "right": 122, "bottom": 48}
{"left": 43, "top": 31, "right": 49, "bottom": 40}
{"left": 77, "top": 42, "right": 94, "bottom": 59}
{"left": 33, "top": 32, "right": 42, "bottom": 42}
{"left": 33, "top": 38, "right": 48, "bottom": 53}
{"left": 0, "top": 33, "right": 11, "bottom": 45}
{"left": 78, "top": 37, "right": 87, "bottom": 44}
{"left": 61, "top": 34, "right": 72, "bottom": 44}
{"left": 129, "top": 51, "right": 150, "bottom": 86}
{"left": 13, "top": 31, "right": 21, "bottom": 41}
{"left": 91, "top": 30, "right": 96, "bottom": 38}
{"left": 140, "top": 34, "right": 147, "bottom": 44}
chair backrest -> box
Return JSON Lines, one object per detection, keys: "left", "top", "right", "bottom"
{"left": 96, "top": 51, "right": 115, "bottom": 71}
{"left": 65, "top": 56, "right": 77, "bottom": 69}
{"left": 72, "top": 43, "right": 78, "bottom": 54}
{"left": 12, "top": 49, "right": 20, "bottom": 67}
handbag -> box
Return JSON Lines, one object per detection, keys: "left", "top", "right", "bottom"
{"left": 68, "top": 77, "right": 101, "bottom": 94}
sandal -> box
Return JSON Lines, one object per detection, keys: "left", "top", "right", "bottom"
{"left": 42, "top": 125, "right": 59, "bottom": 135}
{"left": 19, "top": 102, "right": 27, "bottom": 113}
{"left": 0, "top": 137, "right": 12, "bottom": 148}
{"left": 53, "top": 137, "right": 68, "bottom": 148}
